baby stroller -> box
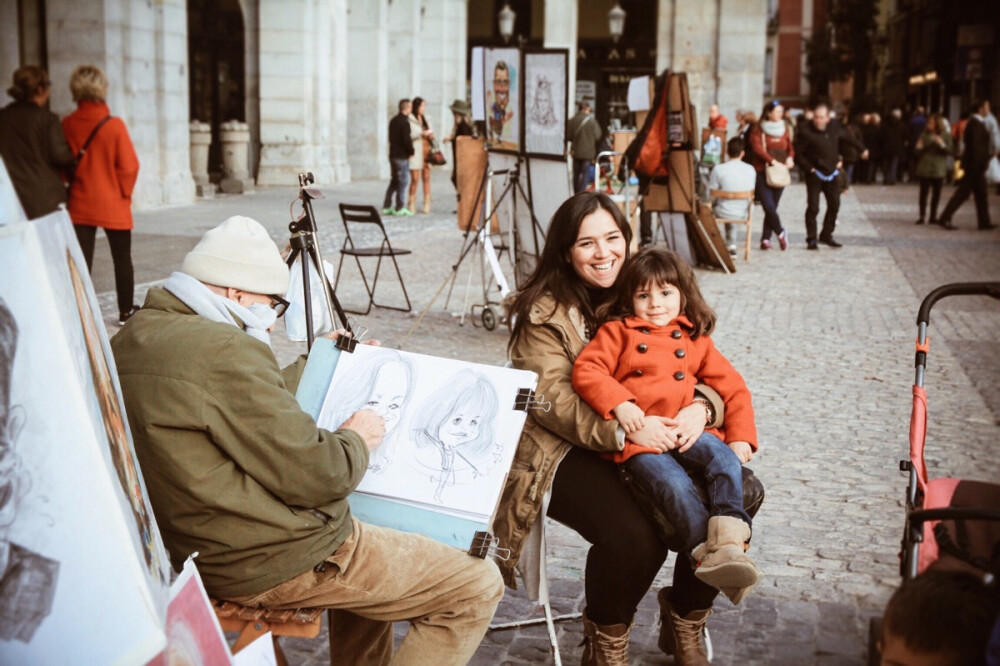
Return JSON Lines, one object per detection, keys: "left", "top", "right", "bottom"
{"left": 868, "top": 281, "right": 1000, "bottom": 663}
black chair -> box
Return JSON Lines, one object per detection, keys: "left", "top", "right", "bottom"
{"left": 334, "top": 204, "right": 412, "bottom": 315}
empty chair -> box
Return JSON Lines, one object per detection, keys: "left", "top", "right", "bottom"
{"left": 334, "top": 204, "right": 412, "bottom": 315}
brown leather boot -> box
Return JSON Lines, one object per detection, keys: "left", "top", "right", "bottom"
{"left": 580, "top": 611, "right": 632, "bottom": 666}
{"left": 657, "top": 587, "right": 711, "bottom": 665}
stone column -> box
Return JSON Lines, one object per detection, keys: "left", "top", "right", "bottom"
{"left": 220, "top": 120, "right": 253, "bottom": 194}
{"left": 347, "top": 0, "right": 390, "bottom": 180}
{"left": 329, "top": 0, "right": 351, "bottom": 182}
{"left": 544, "top": 0, "right": 578, "bottom": 117}
{"left": 0, "top": 2, "right": 19, "bottom": 106}
{"left": 717, "top": 0, "right": 767, "bottom": 121}
{"left": 189, "top": 121, "right": 215, "bottom": 197}
{"left": 420, "top": 0, "right": 468, "bottom": 135}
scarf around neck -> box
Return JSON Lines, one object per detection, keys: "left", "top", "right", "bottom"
{"left": 162, "top": 271, "right": 275, "bottom": 346}
{"left": 762, "top": 120, "right": 786, "bottom": 138}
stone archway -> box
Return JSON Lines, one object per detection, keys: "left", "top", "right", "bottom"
{"left": 187, "top": 0, "right": 246, "bottom": 181}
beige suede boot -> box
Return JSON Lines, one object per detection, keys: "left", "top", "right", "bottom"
{"left": 580, "top": 611, "right": 632, "bottom": 666}
{"left": 657, "top": 587, "right": 711, "bottom": 665}
{"left": 693, "top": 516, "right": 762, "bottom": 597}
{"left": 407, "top": 194, "right": 416, "bottom": 214}
{"left": 421, "top": 193, "right": 431, "bottom": 214}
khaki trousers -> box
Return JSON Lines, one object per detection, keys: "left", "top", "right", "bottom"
{"left": 230, "top": 519, "right": 504, "bottom": 665}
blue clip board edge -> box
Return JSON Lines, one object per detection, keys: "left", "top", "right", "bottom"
{"left": 295, "top": 338, "right": 491, "bottom": 552}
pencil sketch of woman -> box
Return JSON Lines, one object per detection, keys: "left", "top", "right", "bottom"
{"left": 317, "top": 350, "right": 415, "bottom": 474}
{"left": 410, "top": 370, "right": 500, "bottom": 504}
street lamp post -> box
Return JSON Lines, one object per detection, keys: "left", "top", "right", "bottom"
{"left": 498, "top": 2, "right": 516, "bottom": 44}
{"left": 608, "top": 2, "right": 626, "bottom": 43}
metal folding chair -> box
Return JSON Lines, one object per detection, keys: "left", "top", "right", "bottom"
{"left": 334, "top": 204, "right": 412, "bottom": 315}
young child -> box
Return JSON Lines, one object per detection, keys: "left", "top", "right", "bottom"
{"left": 572, "top": 247, "right": 761, "bottom": 603}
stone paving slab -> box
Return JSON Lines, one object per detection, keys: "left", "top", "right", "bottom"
{"left": 95, "top": 172, "right": 1000, "bottom": 665}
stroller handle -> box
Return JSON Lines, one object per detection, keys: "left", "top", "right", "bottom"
{"left": 916, "top": 282, "right": 1000, "bottom": 327}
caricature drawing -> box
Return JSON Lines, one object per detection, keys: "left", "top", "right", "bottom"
{"left": 530, "top": 76, "right": 557, "bottom": 127}
{"left": 0, "top": 296, "right": 60, "bottom": 644}
{"left": 487, "top": 60, "right": 515, "bottom": 145}
{"left": 317, "top": 350, "right": 415, "bottom": 473}
{"left": 409, "top": 370, "right": 501, "bottom": 504}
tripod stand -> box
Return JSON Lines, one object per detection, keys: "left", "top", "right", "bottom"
{"left": 286, "top": 172, "right": 351, "bottom": 350}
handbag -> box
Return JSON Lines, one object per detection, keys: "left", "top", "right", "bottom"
{"left": 765, "top": 161, "right": 790, "bottom": 188}
{"left": 987, "top": 156, "right": 1000, "bottom": 184}
{"left": 426, "top": 139, "right": 447, "bottom": 166}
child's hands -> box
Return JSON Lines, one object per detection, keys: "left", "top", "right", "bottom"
{"left": 728, "top": 440, "right": 753, "bottom": 464}
{"left": 613, "top": 401, "right": 646, "bottom": 435}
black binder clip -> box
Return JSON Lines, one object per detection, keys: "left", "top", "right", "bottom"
{"left": 513, "top": 388, "right": 551, "bottom": 413}
{"left": 468, "top": 531, "right": 511, "bottom": 561}
{"left": 334, "top": 322, "right": 368, "bottom": 353}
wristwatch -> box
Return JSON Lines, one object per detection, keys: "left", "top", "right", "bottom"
{"left": 692, "top": 398, "right": 714, "bottom": 426}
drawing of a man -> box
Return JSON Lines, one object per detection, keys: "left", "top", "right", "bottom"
{"left": 489, "top": 60, "right": 514, "bottom": 143}
{"left": 0, "top": 296, "right": 60, "bottom": 644}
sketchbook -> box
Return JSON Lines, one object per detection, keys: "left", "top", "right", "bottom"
{"left": 296, "top": 339, "right": 539, "bottom": 554}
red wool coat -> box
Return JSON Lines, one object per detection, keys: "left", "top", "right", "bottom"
{"left": 572, "top": 315, "right": 758, "bottom": 463}
{"left": 62, "top": 100, "right": 139, "bottom": 230}
{"left": 749, "top": 124, "right": 794, "bottom": 173}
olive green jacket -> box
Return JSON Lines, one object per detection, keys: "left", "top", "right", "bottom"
{"left": 111, "top": 288, "right": 369, "bottom": 598}
{"left": 915, "top": 130, "right": 954, "bottom": 180}
{"left": 493, "top": 294, "right": 723, "bottom": 585}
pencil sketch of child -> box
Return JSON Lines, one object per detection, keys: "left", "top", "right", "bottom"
{"left": 409, "top": 370, "right": 501, "bottom": 504}
{"left": 317, "top": 350, "right": 415, "bottom": 474}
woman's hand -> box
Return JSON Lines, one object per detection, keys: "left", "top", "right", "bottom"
{"left": 612, "top": 401, "right": 646, "bottom": 435}
{"left": 627, "top": 416, "right": 678, "bottom": 452}
{"left": 665, "top": 402, "right": 708, "bottom": 453}
{"left": 784, "top": 156, "right": 795, "bottom": 169}
{"left": 728, "top": 440, "right": 753, "bottom": 463}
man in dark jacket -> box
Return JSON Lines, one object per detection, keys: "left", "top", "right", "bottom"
{"left": 936, "top": 99, "right": 995, "bottom": 230}
{"left": 382, "top": 99, "right": 414, "bottom": 216}
{"left": 795, "top": 102, "right": 868, "bottom": 249}
{"left": 881, "top": 109, "right": 907, "bottom": 185}
{"left": 0, "top": 66, "right": 76, "bottom": 219}
{"left": 112, "top": 216, "right": 503, "bottom": 663}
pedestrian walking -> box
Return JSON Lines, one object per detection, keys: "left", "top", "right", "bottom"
{"left": 907, "top": 105, "right": 927, "bottom": 183}
{"left": 841, "top": 114, "right": 867, "bottom": 185}
{"left": 567, "top": 101, "right": 602, "bottom": 193}
{"left": 442, "top": 99, "right": 473, "bottom": 190}
{"left": 794, "top": 102, "right": 868, "bottom": 249}
{"left": 936, "top": 99, "right": 995, "bottom": 231}
{"left": 749, "top": 100, "right": 795, "bottom": 250}
{"left": 860, "top": 113, "right": 882, "bottom": 184}
{"left": 0, "top": 66, "right": 76, "bottom": 219}
{"left": 407, "top": 96, "right": 434, "bottom": 214}
{"left": 913, "top": 114, "right": 953, "bottom": 226}
{"left": 881, "top": 109, "right": 906, "bottom": 185}
{"left": 61, "top": 64, "right": 141, "bottom": 325}
{"left": 381, "top": 99, "right": 413, "bottom": 217}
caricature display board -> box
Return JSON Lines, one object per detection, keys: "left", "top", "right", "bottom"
{"left": 483, "top": 47, "right": 521, "bottom": 153}
{"left": 0, "top": 211, "right": 170, "bottom": 664}
{"left": 297, "top": 340, "right": 538, "bottom": 550}
{"left": 522, "top": 49, "right": 568, "bottom": 159}
{"left": 147, "top": 558, "right": 235, "bottom": 666}
{"left": 0, "top": 158, "right": 27, "bottom": 224}
{"left": 515, "top": 157, "right": 571, "bottom": 287}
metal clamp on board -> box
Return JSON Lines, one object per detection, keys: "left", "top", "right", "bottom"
{"left": 468, "top": 531, "right": 511, "bottom": 561}
{"left": 334, "top": 333, "right": 358, "bottom": 353}
{"left": 513, "top": 388, "right": 551, "bottom": 413}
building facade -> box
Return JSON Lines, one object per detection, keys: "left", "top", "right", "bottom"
{"left": 3, "top": 0, "right": 767, "bottom": 211}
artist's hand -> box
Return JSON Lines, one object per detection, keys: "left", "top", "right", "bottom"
{"left": 613, "top": 401, "right": 646, "bottom": 435}
{"left": 728, "top": 440, "right": 754, "bottom": 464}
{"left": 628, "top": 416, "right": 677, "bottom": 452}
{"left": 341, "top": 409, "right": 385, "bottom": 451}
{"left": 665, "top": 402, "right": 708, "bottom": 453}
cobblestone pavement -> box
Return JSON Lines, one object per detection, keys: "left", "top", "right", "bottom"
{"left": 93, "top": 171, "right": 1000, "bottom": 665}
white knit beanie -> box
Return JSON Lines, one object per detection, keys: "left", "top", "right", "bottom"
{"left": 181, "top": 216, "right": 289, "bottom": 294}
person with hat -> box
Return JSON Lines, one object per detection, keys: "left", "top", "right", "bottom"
{"left": 0, "top": 66, "right": 76, "bottom": 220}
{"left": 111, "top": 216, "right": 504, "bottom": 664}
{"left": 443, "top": 98, "right": 474, "bottom": 190}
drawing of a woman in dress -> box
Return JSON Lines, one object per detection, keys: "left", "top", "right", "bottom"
{"left": 410, "top": 370, "right": 500, "bottom": 504}
{"left": 317, "top": 350, "right": 414, "bottom": 473}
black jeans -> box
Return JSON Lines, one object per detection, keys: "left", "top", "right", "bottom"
{"left": 939, "top": 171, "right": 991, "bottom": 228}
{"left": 804, "top": 173, "right": 841, "bottom": 242}
{"left": 918, "top": 177, "right": 943, "bottom": 222}
{"left": 547, "top": 447, "right": 715, "bottom": 624}
{"left": 73, "top": 224, "right": 134, "bottom": 314}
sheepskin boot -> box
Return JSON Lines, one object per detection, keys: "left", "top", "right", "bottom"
{"left": 406, "top": 194, "right": 416, "bottom": 214}
{"left": 692, "top": 516, "right": 762, "bottom": 601}
{"left": 421, "top": 193, "right": 431, "bottom": 214}
{"left": 657, "top": 587, "right": 711, "bottom": 666}
{"left": 580, "top": 611, "right": 632, "bottom": 666}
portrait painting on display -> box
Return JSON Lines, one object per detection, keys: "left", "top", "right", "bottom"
{"left": 522, "top": 49, "right": 568, "bottom": 159}
{"left": 483, "top": 47, "right": 521, "bottom": 154}
{"left": 0, "top": 202, "right": 168, "bottom": 663}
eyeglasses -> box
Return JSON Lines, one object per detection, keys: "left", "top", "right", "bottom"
{"left": 493, "top": 78, "right": 510, "bottom": 86}
{"left": 269, "top": 295, "right": 290, "bottom": 318}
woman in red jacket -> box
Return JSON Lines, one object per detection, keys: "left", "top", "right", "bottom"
{"left": 62, "top": 64, "right": 140, "bottom": 325}
{"left": 749, "top": 99, "right": 795, "bottom": 250}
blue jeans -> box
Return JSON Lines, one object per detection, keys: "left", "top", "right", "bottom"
{"left": 573, "top": 159, "right": 594, "bottom": 193}
{"left": 383, "top": 157, "right": 411, "bottom": 210}
{"left": 755, "top": 170, "right": 785, "bottom": 242}
{"left": 622, "top": 433, "right": 749, "bottom": 554}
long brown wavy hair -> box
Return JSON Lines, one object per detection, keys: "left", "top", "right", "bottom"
{"left": 506, "top": 192, "right": 632, "bottom": 351}
{"left": 601, "top": 247, "right": 716, "bottom": 339}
